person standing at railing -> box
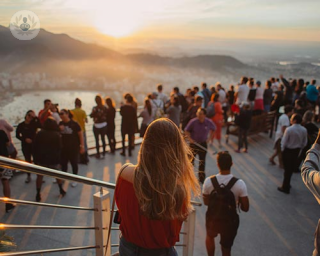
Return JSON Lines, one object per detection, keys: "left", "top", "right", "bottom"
{"left": 38, "top": 99, "right": 52, "bottom": 125}
{"left": 209, "top": 93, "right": 223, "bottom": 149}
{"left": 115, "top": 118, "right": 200, "bottom": 256}
{"left": 16, "top": 110, "right": 41, "bottom": 183}
{"left": 124, "top": 93, "right": 139, "bottom": 150}
{"left": 59, "top": 109, "right": 85, "bottom": 188}
{"left": 165, "top": 94, "right": 181, "bottom": 128}
{"left": 72, "top": 98, "right": 89, "bottom": 164}
{"left": 0, "top": 129, "right": 15, "bottom": 213}
{"left": 0, "top": 118, "right": 17, "bottom": 159}
{"left": 157, "top": 84, "right": 169, "bottom": 107}
{"left": 105, "top": 97, "right": 116, "bottom": 154}
{"left": 120, "top": 95, "right": 137, "bottom": 157}
{"left": 89, "top": 95, "right": 108, "bottom": 159}
{"left": 33, "top": 117, "right": 66, "bottom": 202}
{"left": 138, "top": 98, "right": 153, "bottom": 138}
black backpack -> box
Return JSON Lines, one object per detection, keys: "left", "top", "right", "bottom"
{"left": 206, "top": 176, "right": 238, "bottom": 224}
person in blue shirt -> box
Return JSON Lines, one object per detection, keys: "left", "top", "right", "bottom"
{"left": 306, "top": 80, "right": 318, "bottom": 109}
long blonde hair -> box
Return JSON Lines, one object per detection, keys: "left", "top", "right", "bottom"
{"left": 134, "top": 118, "right": 200, "bottom": 220}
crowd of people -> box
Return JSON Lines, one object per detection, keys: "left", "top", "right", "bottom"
{"left": 0, "top": 75, "right": 320, "bottom": 256}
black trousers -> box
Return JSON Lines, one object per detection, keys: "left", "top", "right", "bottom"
{"left": 22, "top": 143, "right": 33, "bottom": 163}
{"left": 121, "top": 131, "right": 134, "bottom": 156}
{"left": 107, "top": 126, "right": 116, "bottom": 153}
{"left": 238, "top": 128, "right": 248, "bottom": 150}
{"left": 61, "top": 148, "right": 79, "bottom": 175}
{"left": 190, "top": 142, "right": 207, "bottom": 183}
{"left": 93, "top": 126, "right": 107, "bottom": 155}
{"left": 282, "top": 147, "right": 301, "bottom": 191}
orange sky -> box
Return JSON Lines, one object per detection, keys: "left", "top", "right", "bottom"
{"left": 1, "top": 0, "right": 320, "bottom": 49}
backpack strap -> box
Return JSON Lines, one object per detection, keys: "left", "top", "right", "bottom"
{"left": 226, "top": 177, "right": 239, "bottom": 190}
{"left": 210, "top": 176, "right": 220, "bottom": 191}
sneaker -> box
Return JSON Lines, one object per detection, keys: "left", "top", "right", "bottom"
{"left": 269, "top": 158, "right": 276, "bottom": 165}
{"left": 120, "top": 152, "right": 126, "bottom": 157}
{"left": 5, "top": 203, "right": 16, "bottom": 213}
{"left": 235, "top": 149, "right": 240, "bottom": 153}
{"left": 60, "top": 189, "right": 66, "bottom": 197}
{"left": 36, "top": 193, "right": 41, "bottom": 202}
{"left": 25, "top": 176, "right": 31, "bottom": 183}
{"left": 243, "top": 149, "right": 248, "bottom": 153}
{"left": 71, "top": 182, "right": 77, "bottom": 187}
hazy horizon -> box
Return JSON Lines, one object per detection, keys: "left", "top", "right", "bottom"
{"left": 1, "top": 0, "right": 320, "bottom": 62}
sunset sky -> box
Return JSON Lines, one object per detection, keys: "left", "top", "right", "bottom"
{"left": 1, "top": 0, "right": 320, "bottom": 52}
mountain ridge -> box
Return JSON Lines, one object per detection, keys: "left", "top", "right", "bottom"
{"left": 0, "top": 25, "right": 247, "bottom": 73}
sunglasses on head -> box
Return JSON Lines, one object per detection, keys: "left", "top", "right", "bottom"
{"left": 59, "top": 112, "right": 65, "bottom": 116}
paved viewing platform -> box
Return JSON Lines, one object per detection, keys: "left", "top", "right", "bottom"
{"left": 0, "top": 127, "right": 319, "bottom": 256}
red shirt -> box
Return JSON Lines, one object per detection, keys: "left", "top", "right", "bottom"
{"left": 38, "top": 109, "right": 52, "bottom": 125}
{"left": 115, "top": 177, "right": 183, "bottom": 249}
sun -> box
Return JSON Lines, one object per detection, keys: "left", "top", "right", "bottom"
{"left": 94, "top": 4, "right": 144, "bottom": 38}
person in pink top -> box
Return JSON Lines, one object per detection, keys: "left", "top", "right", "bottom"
{"left": 209, "top": 93, "right": 224, "bottom": 148}
{"left": 254, "top": 81, "right": 264, "bottom": 114}
{"left": 0, "top": 119, "right": 17, "bottom": 158}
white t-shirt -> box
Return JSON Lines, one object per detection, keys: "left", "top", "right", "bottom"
{"left": 271, "top": 82, "right": 279, "bottom": 93}
{"left": 236, "top": 84, "right": 249, "bottom": 104}
{"left": 158, "top": 92, "right": 169, "bottom": 105}
{"left": 255, "top": 87, "right": 264, "bottom": 100}
{"left": 202, "top": 174, "right": 248, "bottom": 204}
{"left": 275, "top": 114, "right": 290, "bottom": 142}
{"left": 218, "top": 89, "right": 227, "bottom": 107}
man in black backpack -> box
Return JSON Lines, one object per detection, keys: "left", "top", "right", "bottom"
{"left": 203, "top": 151, "right": 249, "bottom": 256}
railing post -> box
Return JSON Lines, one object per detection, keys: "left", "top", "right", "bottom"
{"left": 182, "top": 209, "right": 196, "bottom": 256}
{"left": 94, "top": 189, "right": 110, "bottom": 256}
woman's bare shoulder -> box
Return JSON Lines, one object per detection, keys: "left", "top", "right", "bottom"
{"left": 119, "top": 164, "right": 136, "bottom": 183}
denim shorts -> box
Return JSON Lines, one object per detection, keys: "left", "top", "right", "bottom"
{"left": 119, "top": 236, "right": 178, "bottom": 256}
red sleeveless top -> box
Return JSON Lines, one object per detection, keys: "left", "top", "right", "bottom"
{"left": 115, "top": 176, "right": 183, "bottom": 249}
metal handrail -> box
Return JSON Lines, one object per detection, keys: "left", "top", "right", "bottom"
{"left": 0, "top": 156, "right": 202, "bottom": 206}
{"left": 0, "top": 197, "right": 96, "bottom": 211}
{"left": 0, "top": 224, "right": 97, "bottom": 230}
{"left": 0, "top": 156, "right": 116, "bottom": 189}
{"left": 1, "top": 245, "right": 98, "bottom": 256}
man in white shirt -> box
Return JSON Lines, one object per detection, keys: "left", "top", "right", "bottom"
{"left": 203, "top": 151, "right": 249, "bottom": 256}
{"left": 271, "top": 77, "right": 279, "bottom": 96}
{"left": 216, "top": 83, "right": 228, "bottom": 123}
{"left": 235, "top": 77, "right": 249, "bottom": 105}
{"left": 157, "top": 84, "right": 169, "bottom": 106}
{"left": 278, "top": 113, "right": 307, "bottom": 194}
{"left": 269, "top": 105, "right": 294, "bottom": 167}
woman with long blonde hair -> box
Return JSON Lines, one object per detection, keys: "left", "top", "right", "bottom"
{"left": 115, "top": 118, "right": 200, "bottom": 256}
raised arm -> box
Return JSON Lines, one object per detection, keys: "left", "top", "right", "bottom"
{"left": 280, "top": 75, "right": 290, "bottom": 88}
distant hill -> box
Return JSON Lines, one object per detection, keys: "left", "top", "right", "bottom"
{"left": 126, "top": 53, "right": 246, "bottom": 69}
{"left": 0, "top": 25, "right": 122, "bottom": 60}
{"left": 0, "top": 25, "right": 247, "bottom": 73}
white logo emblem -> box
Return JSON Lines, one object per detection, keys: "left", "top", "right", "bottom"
{"left": 10, "top": 10, "right": 40, "bottom": 40}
